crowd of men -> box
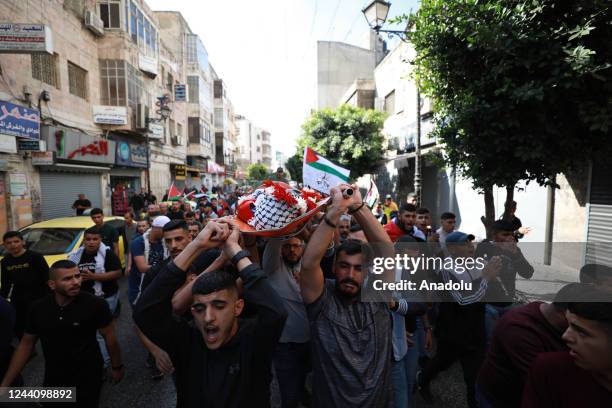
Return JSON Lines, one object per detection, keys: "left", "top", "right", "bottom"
{"left": 1, "top": 184, "right": 611, "bottom": 408}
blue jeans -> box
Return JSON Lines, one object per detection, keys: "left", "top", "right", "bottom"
{"left": 485, "top": 304, "right": 515, "bottom": 346}
{"left": 392, "top": 346, "right": 419, "bottom": 408}
{"left": 97, "top": 293, "right": 119, "bottom": 367}
{"left": 273, "top": 342, "right": 311, "bottom": 408}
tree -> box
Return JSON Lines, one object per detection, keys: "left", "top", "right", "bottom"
{"left": 298, "top": 104, "right": 387, "bottom": 179}
{"left": 247, "top": 163, "right": 269, "bottom": 181}
{"left": 285, "top": 154, "right": 303, "bottom": 183}
{"left": 408, "top": 0, "right": 612, "bottom": 233}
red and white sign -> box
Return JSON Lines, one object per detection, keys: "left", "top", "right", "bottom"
{"left": 0, "top": 23, "right": 53, "bottom": 54}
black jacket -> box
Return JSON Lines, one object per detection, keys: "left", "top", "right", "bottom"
{"left": 134, "top": 260, "right": 287, "bottom": 408}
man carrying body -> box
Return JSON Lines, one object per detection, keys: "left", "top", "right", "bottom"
{"left": 300, "top": 185, "right": 395, "bottom": 407}
{"left": 89, "top": 208, "right": 120, "bottom": 257}
{"left": 134, "top": 220, "right": 288, "bottom": 407}
{"left": 262, "top": 236, "right": 310, "bottom": 407}
{"left": 0, "top": 231, "right": 49, "bottom": 338}
{"left": 72, "top": 194, "right": 92, "bottom": 216}
{"left": 384, "top": 203, "right": 426, "bottom": 242}
{"left": 1, "top": 260, "right": 123, "bottom": 407}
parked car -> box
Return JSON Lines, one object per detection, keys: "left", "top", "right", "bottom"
{"left": 0, "top": 216, "right": 127, "bottom": 268}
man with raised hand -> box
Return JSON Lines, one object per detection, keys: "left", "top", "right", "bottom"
{"left": 300, "top": 184, "right": 395, "bottom": 407}
{"left": 133, "top": 219, "right": 287, "bottom": 407}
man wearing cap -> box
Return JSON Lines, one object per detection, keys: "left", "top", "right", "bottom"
{"left": 475, "top": 219, "right": 534, "bottom": 344}
{"left": 128, "top": 215, "right": 170, "bottom": 306}
{"left": 417, "top": 231, "right": 502, "bottom": 408}
{"left": 382, "top": 194, "right": 399, "bottom": 221}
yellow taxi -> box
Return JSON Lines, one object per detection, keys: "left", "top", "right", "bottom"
{"left": 0, "top": 216, "right": 127, "bottom": 268}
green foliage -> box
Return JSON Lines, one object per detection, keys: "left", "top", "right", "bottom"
{"left": 247, "top": 163, "right": 269, "bottom": 181}
{"left": 408, "top": 0, "right": 612, "bottom": 191}
{"left": 285, "top": 154, "right": 303, "bottom": 183}
{"left": 298, "top": 104, "right": 387, "bottom": 179}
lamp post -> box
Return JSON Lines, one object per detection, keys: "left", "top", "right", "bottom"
{"left": 362, "top": 0, "right": 421, "bottom": 204}
{"left": 145, "top": 98, "right": 171, "bottom": 195}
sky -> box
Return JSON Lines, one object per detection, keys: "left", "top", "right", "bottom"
{"left": 146, "top": 0, "right": 419, "bottom": 158}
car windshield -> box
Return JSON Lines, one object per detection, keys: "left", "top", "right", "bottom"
{"left": 18, "top": 228, "right": 82, "bottom": 255}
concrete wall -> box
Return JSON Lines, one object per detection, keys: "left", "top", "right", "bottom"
{"left": 317, "top": 41, "right": 376, "bottom": 109}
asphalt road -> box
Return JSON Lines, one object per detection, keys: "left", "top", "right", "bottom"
{"left": 20, "top": 277, "right": 468, "bottom": 408}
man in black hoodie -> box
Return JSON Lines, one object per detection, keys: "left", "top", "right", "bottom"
{"left": 134, "top": 219, "right": 287, "bottom": 408}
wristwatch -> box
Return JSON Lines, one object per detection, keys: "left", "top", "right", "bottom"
{"left": 230, "top": 249, "right": 251, "bottom": 266}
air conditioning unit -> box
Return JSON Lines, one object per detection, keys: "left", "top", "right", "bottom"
{"left": 84, "top": 10, "right": 104, "bottom": 37}
{"left": 171, "top": 135, "right": 184, "bottom": 146}
{"left": 135, "top": 104, "right": 149, "bottom": 130}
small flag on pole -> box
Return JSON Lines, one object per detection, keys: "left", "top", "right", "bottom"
{"left": 302, "top": 147, "right": 350, "bottom": 195}
{"left": 365, "top": 179, "right": 379, "bottom": 209}
{"left": 167, "top": 182, "right": 181, "bottom": 201}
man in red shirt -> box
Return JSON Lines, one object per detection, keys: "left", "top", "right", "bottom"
{"left": 521, "top": 285, "right": 612, "bottom": 408}
{"left": 383, "top": 204, "right": 426, "bottom": 242}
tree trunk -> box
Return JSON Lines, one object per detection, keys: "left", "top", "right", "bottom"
{"left": 505, "top": 184, "right": 514, "bottom": 205}
{"left": 480, "top": 185, "right": 495, "bottom": 239}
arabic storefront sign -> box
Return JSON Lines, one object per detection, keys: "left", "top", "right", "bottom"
{"left": 17, "top": 139, "right": 46, "bottom": 151}
{"left": 0, "top": 134, "right": 17, "bottom": 153}
{"left": 174, "top": 84, "right": 187, "bottom": 102}
{"left": 9, "top": 173, "right": 28, "bottom": 196}
{"left": 148, "top": 123, "right": 164, "bottom": 139}
{"left": 172, "top": 164, "right": 186, "bottom": 180}
{"left": 93, "top": 105, "right": 128, "bottom": 125}
{"left": 41, "top": 125, "right": 116, "bottom": 165}
{"left": 0, "top": 23, "right": 53, "bottom": 54}
{"left": 0, "top": 100, "right": 40, "bottom": 140}
{"left": 116, "top": 141, "right": 147, "bottom": 168}
{"left": 206, "top": 162, "right": 225, "bottom": 174}
{"left": 31, "top": 151, "right": 54, "bottom": 165}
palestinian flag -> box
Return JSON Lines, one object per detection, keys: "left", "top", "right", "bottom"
{"left": 303, "top": 147, "right": 350, "bottom": 194}
{"left": 167, "top": 182, "right": 181, "bottom": 201}
{"left": 365, "top": 179, "right": 379, "bottom": 209}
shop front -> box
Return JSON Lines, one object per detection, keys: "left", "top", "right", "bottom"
{"left": 171, "top": 163, "right": 187, "bottom": 190}
{"left": 39, "top": 126, "right": 115, "bottom": 219}
{"left": 110, "top": 139, "right": 146, "bottom": 215}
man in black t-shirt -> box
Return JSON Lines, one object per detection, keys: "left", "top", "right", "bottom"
{"left": 89, "top": 208, "right": 120, "bottom": 257}
{"left": 72, "top": 194, "right": 92, "bottom": 216}
{"left": 0, "top": 260, "right": 123, "bottom": 408}
{"left": 68, "top": 227, "right": 122, "bottom": 369}
{"left": 0, "top": 231, "right": 49, "bottom": 338}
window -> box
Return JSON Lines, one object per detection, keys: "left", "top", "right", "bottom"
{"left": 188, "top": 117, "right": 200, "bottom": 144}
{"left": 99, "top": 59, "right": 126, "bottom": 106}
{"left": 177, "top": 123, "right": 183, "bottom": 138}
{"left": 384, "top": 90, "right": 395, "bottom": 114}
{"left": 257, "top": 147, "right": 261, "bottom": 152}
{"left": 214, "top": 108, "right": 223, "bottom": 126}
{"left": 129, "top": 1, "right": 137, "bottom": 43}
{"left": 31, "top": 53, "right": 60, "bottom": 88}
{"left": 68, "top": 62, "right": 88, "bottom": 99}
{"left": 214, "top": 80, "right": 223, "bottom": 98}
{"left": 99, "top": 0, "right": 121, "bottom": 29}
{"left": 166, "top": 73, "right": 173, "bottom": 95}
{"left": 128, "top": 1, "right": 156, "bottom": 56}
{"left": 127, "top": 63, "right": 147, "bottom": 109}
{"left": 187, "top": 76, "right": 199, "bottom": 103}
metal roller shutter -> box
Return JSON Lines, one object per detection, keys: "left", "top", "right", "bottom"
{"left": 40, "top": 172, "right": 103, "bottom": 220}
{"left": 585, "top": 163, "right": 612, "bottom": 267}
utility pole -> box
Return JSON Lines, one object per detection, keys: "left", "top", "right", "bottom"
{"left": 414, "top": 86, "right": 422, "bottom": 207}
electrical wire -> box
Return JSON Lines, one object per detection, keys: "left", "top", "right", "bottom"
{"left": 301, "top": 0, "right": 319, "bottom": 61}
{"left": 326, "top": 0, "right": 343, "bottom": 40}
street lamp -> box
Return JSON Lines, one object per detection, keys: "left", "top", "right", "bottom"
{"left": 362, "top": 0, "right": 408, "bottom": 42}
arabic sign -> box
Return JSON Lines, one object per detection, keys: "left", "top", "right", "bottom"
{"left": 172, "top": 164, "right": 186, "bottom": 180}
{"left": 0, "top": 23, "right": 53, "bottom": 54}
{"left": 207, "top": 162, "right": 225, "bottom": 174}
{"left": 116, "top": 141, "right": 147, "bottom": 168}
{"left": 0, "top": 100, "right": 40, "bottom": 140}
{"left": 17, "top": 139, "right": 45, "bottom": 151}
{"left": 174, "top": 84, "right": 187, "bottom": 102}
{"left": 148, "top": 123, "right": 164, "bottom": 139}
{"left": 9, "top": 173, "right": 28, "bottom": 196}
{"left": 93, "top": 105, "right": 128, "bottom": 125}
{"left": 0, "top": 134, "right": 16, "bottom": 153}
{"left": 41, "top": 125, "right": 116, "bottom": 165}
{"left": 31, "top": 151, "right": 54, "bottom": 165}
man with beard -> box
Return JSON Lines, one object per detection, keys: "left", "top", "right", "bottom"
{"left": 300, "top": 185, "right": 395, "bottom": 407}
{"left": 134, "top": 220, "right": 287, "bottom": 407}
{"left": 262, "top": 236, "right": 310, "bottom": 407}
{"left": 1, "top": 260, "right": 123, "bottom": 407}
{"left": 384, "top": 203, "right": 426, "bottom": 242}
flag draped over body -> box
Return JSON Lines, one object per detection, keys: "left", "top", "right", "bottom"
{"left": 302, "top": 147, "right": 350, "bottom": 195}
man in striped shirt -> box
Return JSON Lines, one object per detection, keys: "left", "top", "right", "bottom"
{"left": 417, "top": 232, "right": 501, "bottom": 408}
